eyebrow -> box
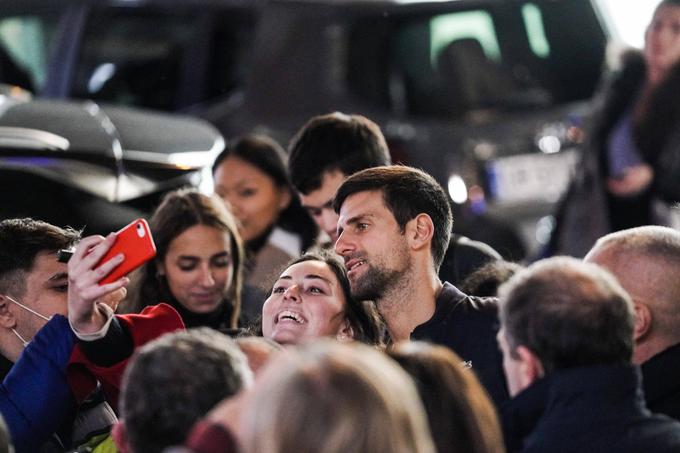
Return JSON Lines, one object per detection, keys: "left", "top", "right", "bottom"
{"left": 233, "top": 179, "right": 257, "bottom": 188}
{"left": 215, "top": 179, "right": 255, "bottom": 191}
{"left": 277, "top": 274, "right": 333, "bottom": 285}
{"left": 49, "top": 272, "right": 68, "bottom": 282}
{"left": 337, "top": 213, "right": 374, "bottom": 236}
{"left": 178, "top": 255, "right": 200, "bottom": 261}
{"left": 177, "top": 251, "right": 230, "bottom": 261}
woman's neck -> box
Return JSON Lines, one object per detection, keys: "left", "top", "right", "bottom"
{"left": 246, "top": 225, "right": 274, "bottom": 253}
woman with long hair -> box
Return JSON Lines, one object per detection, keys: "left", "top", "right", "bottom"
{"left": 123, "top": 189, "right": 247, "bottom": 331}
{"left": 552, "top": 0, "right": 680, "bottom": 256}
{"left": 212, "top": 135, "right": 318, "bottom": 301}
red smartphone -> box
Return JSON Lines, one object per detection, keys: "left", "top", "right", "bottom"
{"left": 97, "top": 219, "right": 157, "bottom": 285}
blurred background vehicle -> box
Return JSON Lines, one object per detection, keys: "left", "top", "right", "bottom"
{"left": 0, "top": 0, "right": 615, "bottom": 257}
{"left": 0, "top": 86, "right": 223, "bottom": 234}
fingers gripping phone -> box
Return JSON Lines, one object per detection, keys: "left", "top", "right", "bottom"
{"left": 98, "top": 219, "right": 157, "bottom": 285}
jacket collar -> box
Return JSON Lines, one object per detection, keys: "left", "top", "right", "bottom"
{"left": 540, "top": 364, "right": 645, "bottom": 419}
{"left": 641, "top": 342, "right": 680, "bottom": 406}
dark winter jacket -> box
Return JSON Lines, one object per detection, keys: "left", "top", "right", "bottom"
{"left": 504, "top": 364, "right": 680, "bottom": 453}
{"left": 641, "top": 342, "right": 680, "bottom": 422}
{"left": 550, "top": 52, "right": 680, "bottom": 257}
{"left": 411, "top": 282, "right": 508, "bottom": 406}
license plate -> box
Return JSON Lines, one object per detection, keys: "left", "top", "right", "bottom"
{"left": 485, "top": 149, "right": 578, "bottom": 204}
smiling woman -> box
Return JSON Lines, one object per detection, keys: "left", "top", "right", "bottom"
{"left": 261, "top": 252, "right": 383, "bottom": 346}
{"left": 122, "top": 189, "right": 248, "bottom": 332}
{"left": 212, "top": 135, "right": 318, "bottom": 295}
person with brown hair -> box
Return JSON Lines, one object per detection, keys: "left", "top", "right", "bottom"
{"left": 123, "top": 189, "right": 251, "bottom": 330}
{"left": 498, "top": 257, "right": 680, "bottom": 452}
{"left": 111, "top": 328, "right": 252, "bottom": 453}
{"left": 551, "top": 0, "right": 680, "bottom": 256}
{"left": 212, "top": 135, "right": 317, "bottom": 298}
{"left": 288, "top": 112, "right": 391, "bottom": 245}
{"left": 389, "top": 342, "right": 505, "bottom": 453}
{"left": 334, "top": 165, "right": 507, "bottom": 404}
{"left": 288, "top": 111, "right": 500, "bottom": 284}
{"left": 459, "top": 260, "right": 524, "bottom": 297}
{"left": 239, "top": 340, "right": 435, "bottom": 453}
{"left": 260, "top": 251, "right": 384, "bottom": 346}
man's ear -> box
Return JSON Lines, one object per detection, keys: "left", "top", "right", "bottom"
{"left": 516, "top": 345, "right": 545, "bottom": 387}
{"left": 111, "top": 421, "right": 130, "bottom": 453}
{"left": 407, "top": 214, "right": 434, "bottom": 252}
{"left": 336, "top": 320, "right": 354, "bottom": 342}
{"left": 632, "top": 302, "right": 652, "bottom": 342}
{"left": 0, "top": 295, "right": 17, "bottom": 329}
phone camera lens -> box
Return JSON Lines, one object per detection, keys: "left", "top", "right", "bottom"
{"left": 136, "top": 223, "right": 146, "bottom": 237}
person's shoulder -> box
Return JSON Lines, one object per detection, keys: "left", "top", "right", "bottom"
{"left": 611, "top": 413, "right": 680, "bottom": 453}
{"left": 439, "top": 234, "right": 501, "bottom": 287}
{"left": 265, "top": 227, "right": 302, "bottom": 259}
{"left": 464, "top": 295, "right": 499, "bottom": 315}
{"left": 450, "top": 234, "right": 501, "bottom": 260}
{"left": 440, "top": 282, "right": 498, "bottom": 316}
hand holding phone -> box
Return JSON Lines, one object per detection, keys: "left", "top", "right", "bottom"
{"left": 97, "top": 219, "right": 157, "bottom": 285}
{"left": 68, "top": 226, "right": 152, "bottom": 335}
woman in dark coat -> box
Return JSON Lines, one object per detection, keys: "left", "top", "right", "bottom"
{"left": 551, "top": 0, "right": 680, "bottom": 256}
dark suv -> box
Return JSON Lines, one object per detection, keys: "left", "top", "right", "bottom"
{"left": 0, "top": 0, "right": 609, "bottom": 256}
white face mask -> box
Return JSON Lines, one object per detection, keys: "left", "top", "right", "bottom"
{"left": 5, "top": 295, "right": 52, "bottom": 347}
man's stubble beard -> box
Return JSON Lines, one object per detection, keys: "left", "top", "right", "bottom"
{"left": 349, "top": 248, "right": 412, "bottom": 308}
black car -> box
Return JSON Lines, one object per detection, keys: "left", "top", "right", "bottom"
{"left": 0, "top": 0, "right": 610, "bottom": 256}
{"left": 0, "top": 90, "right": 223, "bottom": 233}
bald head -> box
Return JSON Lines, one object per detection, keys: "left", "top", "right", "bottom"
{"left": 585, "top": 226, "right": 680, "bottom": 361}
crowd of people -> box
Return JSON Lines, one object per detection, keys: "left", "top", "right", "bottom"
{"left": 1, "top": 1, "right": 680, "bottom": 452}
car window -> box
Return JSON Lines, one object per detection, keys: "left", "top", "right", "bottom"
{"left": 346, "top": 0, "right": 605, "bottom": 118}
{"left": 522, "top": 3, "right": 550, "bottom": 58}
{"left": 0, "top": 14, "right": 59, "bottom": 92}
{"left": 430, "top": 11, "right": 501, "bottom": 64}
{"left": 72, "top": 7, "right": 255, "bottom": 111}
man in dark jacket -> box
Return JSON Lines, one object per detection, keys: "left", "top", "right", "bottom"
{"left": 0, "top": 218, "right": 82, "bottom": 452}
{"left": 497, "top": 256, "right": 680, "bottom": 453}
{"left": 333, "top": 165, "right": 508, "bottom": 405}
{"left": 585, "top": 225, "right": 680, "bottom": 421}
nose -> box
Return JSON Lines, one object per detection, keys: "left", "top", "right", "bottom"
{"left": 283, "top": 284, "right": 300, "bottom": 302}
{"left": 334, "top": 229, "right": 354, "bottom": 257}
{"left": 320, "top": 209, "right": 340, "bottom": 240}
{"left": 221, "top": 194, "right": 243, "bottom": 218}
{"left": 198, "top": 264, "right": 216, "bottom": 287}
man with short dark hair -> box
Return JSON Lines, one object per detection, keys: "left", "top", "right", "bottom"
{"left": 0, "top": 218, "right": 78, "bottom": 370}
{"left": 584, "top": 226, "right": 680, "bottom": 420}
{"left": 288, "top": 112, "right": 391, "bottom": 244}
{"left": 289, "top": 111, "right": 500, "bottom": 286}
{"left": 112, "top": 328, "right": 252, "bottom": 453}
{"left": 0, "top": 219, "right": 183, "bottom": 452}
{"left": 497, "top": 257, "right": 680, "bottom": 452}
{"left": 0, "top": 218, "right": 82, "bottom": 452}
{"left": 334, "top": 165, "right": 507, "bottom": 404}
